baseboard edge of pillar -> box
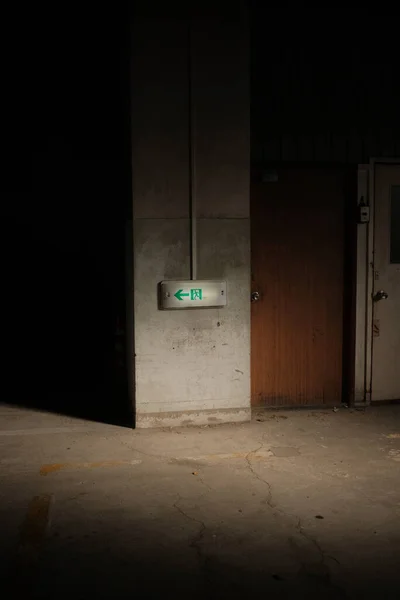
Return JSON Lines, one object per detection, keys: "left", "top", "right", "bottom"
{"left": 136, "top": 407, "right": 251, "bottom": 429}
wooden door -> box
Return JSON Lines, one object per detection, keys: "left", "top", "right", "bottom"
{"left": 251, "top": 167, "right": 348, "bottom": 407}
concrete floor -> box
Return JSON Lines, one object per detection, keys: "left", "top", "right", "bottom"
{"left": 1, "top": 404, "right": 400, "bottom": 599}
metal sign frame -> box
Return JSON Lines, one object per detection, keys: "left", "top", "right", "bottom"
{"left": 158, "top": 280, "right": 227, "bottom": 310}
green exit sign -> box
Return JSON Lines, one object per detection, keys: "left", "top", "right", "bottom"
{"left": 159, "top": 281, "right": 227, "bottom": 310}
{"left": 174, "top": 288, "right": 203, "bottom": 301}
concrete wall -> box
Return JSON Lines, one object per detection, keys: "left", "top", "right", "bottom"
{"left": 131, "top": 7, "right": 250, "bottom": 427}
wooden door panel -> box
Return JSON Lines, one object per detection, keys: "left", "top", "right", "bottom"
{"left": 251, "top": 168, "right": 345, "bottom": 407}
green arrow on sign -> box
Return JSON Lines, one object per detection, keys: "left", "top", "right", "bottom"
{"left": 174, "top": 289, "right": 190, "bottom": 301}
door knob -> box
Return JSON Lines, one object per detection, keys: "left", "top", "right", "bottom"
{"left": 373, "top": 290, "right": 388, "bottom": 302}
{"left": 251, "top": 291, "right": 260, "bottom": 302}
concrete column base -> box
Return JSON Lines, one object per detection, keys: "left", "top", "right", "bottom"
{"left": 136, "top": 407, "right": 251, "bottom": 429}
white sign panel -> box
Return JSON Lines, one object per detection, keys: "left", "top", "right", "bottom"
{"left": 159, "top": 280, "right": 227, "bottom": 310}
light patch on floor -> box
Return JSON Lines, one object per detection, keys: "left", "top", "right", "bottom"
{"left": 0, "top": 426, "right": 99, "bottom": 437}
{"left": 169, "top": 449, "right": 274, "bottom": 466}
{"left": 388, "top": 449, "right": 400, "bottom": 462}
{"left": 2, "top": 405, "right": 400, "bottom": 598}
{"left": 270, "top": 447, "right": 300, "bottom": 457}
{"left": 39, "top": 459, "right": 142, "bottom": 476}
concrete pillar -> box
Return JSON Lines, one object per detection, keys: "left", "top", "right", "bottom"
{"left": 131, "top": 5, "right": 250, "bottom": 427}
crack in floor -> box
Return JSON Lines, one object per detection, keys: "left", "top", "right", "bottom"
{"left": 122, "top": 433, "right": 343, "bottom": 591}
{"left": 117, "top": 438, "right": 165, "bottom": 461}
{"left": 173, "top": 495, "right": 207, "bottom": 566}
{"left": 245, "top": 442, "right": 344, "bottom": 594}
{"left": 245, "top": 443, "right": 276, "bottom": 510}
{"left": 296, "top": 517, "right": 326, "bottom": 565}
{"left": 197, "top": 474, "right": 212, "bottom": 492}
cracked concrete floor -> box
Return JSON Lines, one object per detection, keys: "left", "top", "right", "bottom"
{"left": 1, "top": 405, "right": 400, "bottom": 599}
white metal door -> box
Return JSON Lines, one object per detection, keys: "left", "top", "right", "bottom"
{"left": 372, "top": 164, "right": 400, "bottom": 402}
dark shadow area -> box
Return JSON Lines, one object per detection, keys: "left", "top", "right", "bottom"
{"left": 5, "top": 8, "right": 133, "bottom": 426}
{"left": 2, "top": 487, "right": 400, "bottom": 599}
{"left": 8, "top": 220, "right": 132, "bottom": 427}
